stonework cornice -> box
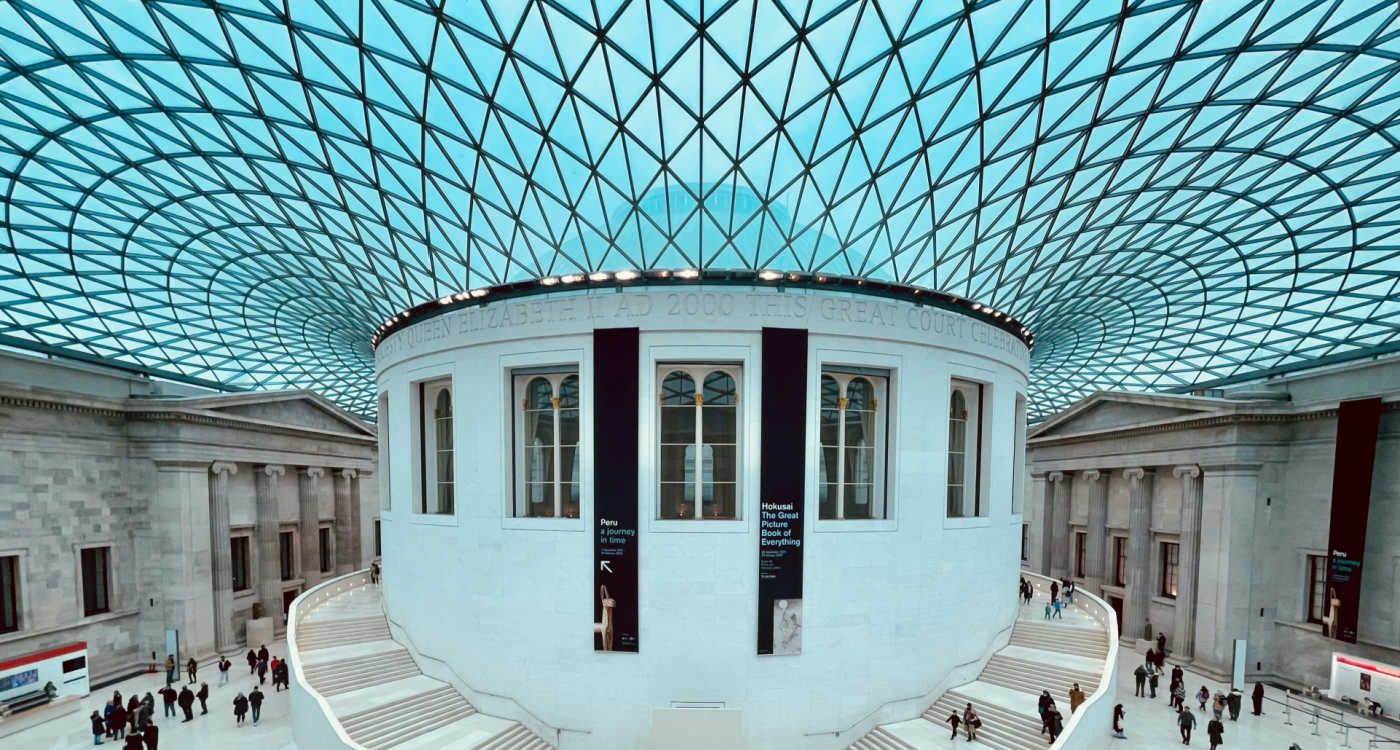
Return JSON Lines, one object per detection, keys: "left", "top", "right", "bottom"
{"left": 152, "top": 459, "right": 210, "bottom": 471}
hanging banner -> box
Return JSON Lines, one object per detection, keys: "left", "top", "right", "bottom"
{"left": 593, "top": 328, "right": 640, "bottom": 652}
{"left": 758, "top": 327, "right": 808, "bottom": 655}
{"left": 1324, "top": 397, "right": 1383, "bottom": 644}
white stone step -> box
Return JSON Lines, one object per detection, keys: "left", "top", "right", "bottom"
{"left": 388, "top": 713, "right": 519, "bottom": 750}
{"left": 297, "top": 638, "right": 404, "bottom": 667}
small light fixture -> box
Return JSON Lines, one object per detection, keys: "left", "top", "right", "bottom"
{"left": 589, "top": 271, "right": 611, "bottom": 282}
{"left": 676, "top": 268, "right": 699, "bottom": 279}
{"left": 438, "top": 296, "right": 453, "bottom": 305}
{"left": 561, "top": 273, "right": 584, "bottom": 283}
{"left": 469, "top": 288, "right": 488, "bottom": 298}
{"left": 615, "top": 269, "right": 639, "bottom": 281}
{"left": 757, "top": 269, "right": 781, "bottom": 281}
{"left": 541, "top": 276, "right": 559, "bottom": 286}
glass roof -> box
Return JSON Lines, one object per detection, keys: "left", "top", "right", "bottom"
{"left": 1, "top": 0, "right": 1397, "bottom": 419}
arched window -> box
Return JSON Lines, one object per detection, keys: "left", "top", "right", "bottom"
{"left": 659, "top": 365, "right": 740, "bottom": 519}
{"left": 818, "top": 369, "right": 889, "bottom": 520}
{"left": 416, "top": 378, "right": 454, "bottom": 515}
{"left": 947, "top": 380, "right": 985, "bottom": 518}
{"left": 513, "top": 368, "right": 581, "bottom": 518}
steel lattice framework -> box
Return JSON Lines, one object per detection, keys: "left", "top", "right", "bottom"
{"left": 2, "top": 0, "right": 1398, "bottom": 418}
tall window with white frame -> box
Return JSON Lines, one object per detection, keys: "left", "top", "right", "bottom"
{"left": 947, "top": 379, "right": 986, "bottom": 518}
{"left": 80, "top": 546, "right": 110, "bottom": 617}
{"left": 818, "top": 369, "right": 889, "bottom": 520}
{"left": 230, "top": 536, "right": 250, "bottom": 592}
{"left": 1306, "top": 554, "right": 1327, "bottom": 624}
{"left": 659, "top": 365, "right": 739, "bottom": 520}
{"left": 1159, "top": 541, "right": 1179, "bottom": 598}
{"left": 0, "top": 555, "right": 19, "bottom": 633}
{"left": 513, "top": 369, "right": 580, "bottom": 518}
{"left": 416, "top": 379, "right": 454, "bottom": 515}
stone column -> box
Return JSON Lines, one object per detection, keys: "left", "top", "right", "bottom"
{"left": 334, "top": 469, "right": 358, "bottom": 574}
{"left": 1083, "top": 469, "right": 1108, "bottom": 592}
{"left": 297, "top": 468, "right": 324, "bottom": 588}
{"left": 1035, "top": 473, "right": 1054, "bottom": 575}
{"left": 255, "top": 464, "right": 286, "bottom": 625}
{"left": 1172, "top": 465, "right": 1203, "bottom": 661}
{"left": 1123, "top": 467, "right": 1155, "bottom": 642}
{"left": 1193, "top": 465, "right": 1260, "bottom": 676}
{"left": 209, "top": 462, "right": 238, "bottom": 651}
{"left": 1049, "top": 472, "right": 1072, "bottom": 579}
{"left": 146, "top": 460, "right": 216, "bottom": 658}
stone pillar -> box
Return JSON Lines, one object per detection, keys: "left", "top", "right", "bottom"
{"left": 1123, "top": 467, "right": 1155, "bottom": 642}
{"left": 255, "top": 464, "right": 286, "bottom": 625}
{"left": 1193, "top": 465, "right": 1260, "bottom": 676}
{"left": 298, "top": 468, "right": 324, "bottom": 588}
{"left": 209, "top": 462, "right": 238, "bottom": 651}
{"left": 1172, "top": 465, "right": 1203, "bottom": 661}
{"left": 1049, "top": 472, "right": 1072, "bottom": 579}
{"left": 1082, "top": 469, "right": 1108, "bottom": 592}
{"left": 147, "top": 460, "right": 216, "bottom": 658}
{"left": 1035, "top": 473, "right": 1054, "bottom": 575}
{"left": 334, "top": 469, "right": 358, "bottom": 574}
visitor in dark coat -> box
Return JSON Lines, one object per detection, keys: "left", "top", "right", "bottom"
{"left": 90, "top": 711, "right": 105, "bottom": 745}
{"left": 1157, "top": 632, "right": 1167, "bottom": 658}
{"left": 186, "top": 657, "right": 197, "bottom": 684}
{"left": 126, "top": 696, "right": 140, "bottom": 733}
{"left": 1207, "top": 717, "right": 1224, "bottom": 749}
{"left": 177, "top": 685, "right": 195, "bottom": 722}
{"left": 257, "top": 644, "right": 269, "bottom": 664}
{"left": 159, "top": 685, "right": 177, "bottom": 718}
{"left": 108, "top": 703, "right": 128, "bottom": 739}
{"left": 141, "top": 723, "right": 158, "bottom": 750}
{"left": 249, "top": 686, "right": 265, "bottom": 725}
{"left": 123, "top": 731, "right": 144, "bottom": 750}
{"left": 1251, "top": 683, "right": 1265, "bottom": 715}
{"left": 196, "top": 682, "right": 209, "bottom": 714}
{"left": 233, "top": 692, "right": 249, "bottom": 725}
{"left": 256, "top": 657, "right": 268, "bottom": 685}
{"left": 246, "top": 649, "right": 257, "bottom": 674}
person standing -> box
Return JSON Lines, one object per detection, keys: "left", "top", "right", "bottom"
{"left": 177, "top": 685, "right": 195, "bottom": 722}
{"left": 1044, "top": 601, "right": 1052, "bottom": 619}
{"left": 257, "top": 643, "right": 269, "bottom": 666}
{"left": 256, "top": 655, "right": 268, "bottom": 685}
{"left": 1148, "top": 664, "right": 1160, "bottom": 699}
{"left": 1178, "top": 706, "right": 1197, "bottom": 744}
{"left": 370, "top": 560, "right": 380, "bottom": 584}
{"left": 249, "top": 685, "right": 264, "bottom": 725}
{"left": 1046, "top": 705, "right": 1064, "bottom": 743}
{"left": 246, "top": 649, "right": 257, "bottom": 675}
{"left": 1197, "top": 685, "right": 1210, "bottom": 711}
{"left": 945, "top": 710, "right": 961, "bottom": 740}
{"left": 196, "top": 682, "right": 209, "bottom": 715}
{"left": 163, "top": 655, "right": 175, "bottom": 686}
{"left": 233, "top": 692, "right": 248, "bottom": 726}
{"left": 1052, "top": 597, "right": 1063, "bottom": 618}
{"left": 218, "top": 655, "right": 230, "bottom": 686}
{"left": 276, "top": 658, "right": 290, "bottom": 691}
{"left": 141, "top": 723, "right": 158, "bottom": 750}
{"left": 122, "top": 730, "right": 143, "bottom": 750}
{"left": 1226, "top": 689, "right": 1241, "bottom": 720}
{"left": 1050, "top": 580, "right": 1060, "bottom": 602}
{"left": 1157, "top": 631, "right": 1167, "bottom": 659}
{"left": 1207, "top": 716, "right": 1224, "bottom": 749}
{"left": 186, "top": 657, "right": 197, "bottom": 684}
{"left": 269, "top": 656, "right": 280, "bottom": 690}
{"left": 90, "top": 710, "right": 106, "bottom": 746}
{"left": 1172, "top": 681, "right": 1187, "bottom": 712}
{"left": 125, "top": 695, "right": 140, "bottom": 734}
{"left": 1112, "top": 703, "right": 1126, "bottom": 739}
{"left": 1251, "top": 683, "right": 1265, "bottom": 715}
{"left": 1212, "top": 691, "right": 1226, "bottom": 721}
{"left": 1068, "top": 682, "right": 1086, "bottom": 713}
{"left": 108, "top": 702, "right": 127, "bottom": 740}
{"left": 158, "top": 685, "right": 177, "bottom": 719}
{"left": 963, "top": 703, "right": 979, "bottom": 741}
{"left": 1134, "top": 664, "right": 1148, "bottom": 696}
{"left": 139, "top": 693, "right": 154, "bottom": 728}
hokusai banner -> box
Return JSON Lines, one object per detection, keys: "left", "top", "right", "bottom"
{"left": 757, "top": 327, "right": 808, "bottom": 655}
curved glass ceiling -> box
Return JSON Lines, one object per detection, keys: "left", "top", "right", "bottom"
{"left": 2, "top": 1, "right": 1398, "bottom": 418}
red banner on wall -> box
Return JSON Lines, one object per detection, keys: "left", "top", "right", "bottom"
{"left": 1324, "top": 397, "right": 1383, "bottom": 644}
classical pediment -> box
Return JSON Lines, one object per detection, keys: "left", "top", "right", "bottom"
{"left": 173, "top": 391, "right": 375, "bottom": 436}
{"left": 1030, "top": 392, "right": 1231, "bottom": 438}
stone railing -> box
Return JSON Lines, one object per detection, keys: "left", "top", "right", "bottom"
{"left": 286, "top": 568, "right": 372, "bottom": 750}
{"left": 1023, "top": 570, "right": 1121, "bottom": 749}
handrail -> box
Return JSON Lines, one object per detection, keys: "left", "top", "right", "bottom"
{"left": 1258, "top": 685, "right": 1400, "bottom": 748}
{"left": 382, "top": 606, "right": 591, "bottom": 746}
{"left": 801, "top": 620, "right": 1017, "bottom": 738}
{"left": 286, "top": 568, "right": 374, "bottom": 750}
{"left": 1022, "top": 570, "right": 1120, "bottom": 749}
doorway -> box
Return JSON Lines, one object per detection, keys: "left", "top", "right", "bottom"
{"left": 1107, "top": 595, "right": 1124, "bottom": 633}
{"left": 282, "top": 588, "right": 300, "bottom": 625}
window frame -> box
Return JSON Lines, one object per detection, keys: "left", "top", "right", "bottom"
{"left": 655, "top": 362, "right": 743, "bottom": 521}
{"left": 278, "top": 528, "right": 298, "bottom": 582}
{"left": 230, "top": 534, "right": 252, "bottom": 593}
{"left": 0, "top": 554, "right": 21, "bottom": 634}
{"left": 510, "top": 366, "right": 582, "bottom": 519}
{"left": 78, "top": 545, "right": 113, "bottom": 618}
{"left": 373, "top": 518, "right": 382, "bottom": 558}
{"left": 946, "top": 378, "right": 989, "bottom": 519}
{"left": 1021, "top": 524, "right": 1029, "bottom": 561}
{"left": 411, "top": 375, "right": 456, "bottom": 520}
{"left": 1159, "top": 540, "right": 1180, "bottom": 599}
{"left": 816, "top": 366, "right": 891, "bottom": 521}
{"left": 1075, "top": 530, "right": 1087, "bottom": 578}
{"left": 318, "top": 525, "right": 333, "bottom": 574}
{"left": 1112, "top": 536, "right": 1128, "bottom": 587}
{"left": 1306, "top": 553, "right": 1328, "bottom": 625}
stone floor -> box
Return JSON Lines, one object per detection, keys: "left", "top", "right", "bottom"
{"left": 9, "top": 644, "right": 295, "bottom": 750}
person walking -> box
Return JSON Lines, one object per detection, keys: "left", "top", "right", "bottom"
{"left": 269, "top": 656, "right": 280, "bottom": 690}
{"left": 1207, "top": 716, "right": 1224, "bottom": 749}
{"left": 177, "top": 685, "right": 195, "bottom": 722}
{"left": 1052, "top": 597, "right": 1064, "bottom": 619}
{"left": 196, "top": 682, "right": 209, "bottom": 715}
{"left": 256, "top": 655, "right": 268, "bottom": 685}
{"left": 246, "top": 649, "right": 257, "bottom": 675}
{"left": 1112, "top": 703, "right": 1126, "bottom": 739}
{"left": 1197, "top": 685, "right": 1210, "bottom": 711}
{"left": 249, "top": 685, "right": 264, "bottom": 725}
{"left": 1134, "top": 664, "right": 1148, "bottom": 696}
{"left": 1038, "top": 690, "right": 1054, "bottom": 733}
{"left": 1044, "top": 600, "right": 1052, "bottom": 619}
{"left": 1172, "top": 681, "right": 1187, "bottom": 711}
{"left": 233, "top": 692, "right": 249, "bottom": 726}
{"left": 1171, "top": 664, "right": 1184, "bottom": 686}
{"left": 945, "top": 709, "right": 961, "bottom": 740}
{"left": 139, "top": 693, "right": 154, "bottom": 728}
{"left": 1158, "top": 631, "right": 1167, "bottom": 659}
{"left": 1178, "top": 706, "right": 1197, "bottom": 744}
{"left": 370, "top": 560, "right": 380, "bottom": 584}
{"left": 102, "top": 700, "right": 114, "bottom": 739}
{"left": 1068, "top": 682, "right": 1086, "bottom": 713}
{"left": 186, "top": 657, "right": 197, "bottom": 684}
{"left": 158, "top": 685, "right": 177, "bottom": 719}
{"left": 1046, "top": 704, "right": 1064, "bottom": 743}
{"left": 141, "top": 723, "right": 158, "bottom": 750}
{"left": 163, "top": 655, "right": 175, "bottom": 686}
{"left": 257, "top": 643, "right": 269, "bottom": 665}
{"left": 963, "top": 703, "right": 980, "bottom": 741}
{"left": 1226, "top": 689, "right": 1242, "bottom": 720}
{"left": 218, "top": 655, "right": 230, "bottom": 685}
{"left": 90, "top": 710, "right": 106, "bottom": 746}
{"left": 1050, "top": 580, "right": 1059, "bottom": 602}
{"left": 276, "top": 658, "right": 290, "bottom": 691}
{"left": 1212, "top": 691, "right": 1226, "bottom": 721}
{"left": 1148, "top": 664, "right": 1160, "bottom": 699}
{"left": 1251, "top": 683, "right": 1265, "bottom": 715}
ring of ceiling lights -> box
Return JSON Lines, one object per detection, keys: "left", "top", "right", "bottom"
{"left": 1, "top": 1, "right": 1397, "bottom": 419}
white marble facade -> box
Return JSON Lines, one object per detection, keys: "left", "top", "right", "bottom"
{"left": 0, "top": 350, "right": 378, "bottom": 683}
{"left": 1023, "top": 356, "right": 1400, "bottom": 691}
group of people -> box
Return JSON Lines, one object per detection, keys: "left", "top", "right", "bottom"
{"left": 943, "top": 702, "right": 981, "bottom": 741}
{"left": 244, "top": 644, "right": 290, "bottom": 691}
{"left": 1037, "top": 690, "right": 1065, "bottom": 743}
{"left": 1126, "top": 637, "right": 1272, "bottom": 747}
{"left": 89, "top": 689, "right": 159, "bottom": 748}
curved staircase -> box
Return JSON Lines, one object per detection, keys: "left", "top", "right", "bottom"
{"left": 850, "top": 580, "right": 1113, "bottom": 750}
{"left": 291, "top": 574, "right": 553, "bottom": 750}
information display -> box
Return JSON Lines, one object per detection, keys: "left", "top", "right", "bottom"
{"left": 593, "top": 328, "right": 640, "bottom": 652}
{"left": 757, "top": 327, "right": 808, "bottom": 655}
{"left": 1324, "top": 397, "right": 1383, "bottom": 644}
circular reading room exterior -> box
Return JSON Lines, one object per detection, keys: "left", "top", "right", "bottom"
{"left": 370, "top": 272, "right": 1031, "bottom": 749}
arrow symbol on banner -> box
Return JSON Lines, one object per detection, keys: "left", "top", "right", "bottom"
{"left": 600, "top": 560, "right": 613, "bottom": 573}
